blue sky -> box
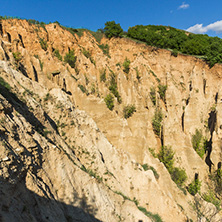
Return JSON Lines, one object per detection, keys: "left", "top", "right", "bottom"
{"left": 1, "top": 0, "right": 222, "bottom": 37}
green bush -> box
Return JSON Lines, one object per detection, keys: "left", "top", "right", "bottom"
{"left": 98, "top": 44, "right": 110, "bottom": 58}
{"left": 122, "top": 58, "right": 130, "bottom": 74}
{"left": 187, "top": 178, "right": 201, "bottom": 195}
{"left": 53, "top": 49, "right": 62, "bottom": 61}
{"left": 171, "top": 167, "right": 187, "bottom": 187}
{"left": 152, "top": 109, "right": 163, "bottom": 136}
{"left": 158, "top": 146, "right": 174, "bottom": 173}
{"left": 104, "top": 94, "right": 114, "bottom": 110}
{"left": 191, "top": 129, "right": 207, "bottom": 158}
{"left": 158, "top": 146, "right": 187, "bottom": 187}
{"left": 123, "top": 104, "right": 136, "bottom": 119}
{"left": 158, "top": 84, "right": 167, "bottom": 102}
{"left": 150, "top": 87, "right": 156, "bottom": 106}
{"left": 13, "top": 51, "right": 22, "bottom": 62}
{"left": 104, "top": 21, "right": 123, "bottom": 39}
{"left": 127, "top": 24, "right": 222, "bottom": 67}
{"left": 64, "top": 50, "right": 76, "bottom": 68}
{"left": 109, "top": 71, "right": 122, "bottom": 103}
{"left": 39, "top": 38, "right": 48, "bottom": 51}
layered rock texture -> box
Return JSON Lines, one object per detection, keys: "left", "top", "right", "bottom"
{"left": 0, "top": 19, "right": 222, "bottom": 221}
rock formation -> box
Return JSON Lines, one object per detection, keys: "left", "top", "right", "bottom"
{"left": 0, "top": 18, "right": 222, "bottom": 221}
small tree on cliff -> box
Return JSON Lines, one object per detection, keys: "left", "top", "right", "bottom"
{"left": 104, "top": 21, "right": 123, "bottom": 39}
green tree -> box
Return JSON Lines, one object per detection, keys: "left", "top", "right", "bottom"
{"left": 104, "top": 21, "right": 123, "bottom": 39}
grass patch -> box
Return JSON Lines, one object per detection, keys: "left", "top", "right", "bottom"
{"left": 138, "top": 206, "right": 162, "bottom": 222}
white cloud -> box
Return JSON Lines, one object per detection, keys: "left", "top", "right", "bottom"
{"left": 178, "top": 2, "right": 189, "bottom": 9}
{"left": 187, "top": 20, "right": 222, "bottom": 34}
{"left": 187, "top": 24, "right": 207, "bottom": 34}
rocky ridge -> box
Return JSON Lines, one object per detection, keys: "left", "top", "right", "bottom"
{"left": 0, "top": 19, "right": 222, "bottom": 221}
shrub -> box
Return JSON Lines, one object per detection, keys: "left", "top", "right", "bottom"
{"left": 13, "top": 51, "right": 22, "bottom": 62}
{"left": 158, "top": 84, "right": 167, "bottom": 102}
{"left": 39, "top": 38, "right": 48, "bottom": 51}
{"left": 158, "top": 146, "right": 174, "bottom": 173}
{"left": 191, "top": 129, "right": 207, "bottom": 158}
{"left": 82, "top": 48, "right": 95, "bottom": 65}
{"left": 104, "top": 94, "right": 114, "bottom": 110}
{"left": 188, "top": 178, "right": 201, "bottom": 195}
{"left": 53, "top": 49, "right": 62, "bottom": 61}
{"left": 100, "top": 69, "right": 106, "bottom": 82}
{"left": 123, "top": 105, "right": 136, "bottom": 119}
{"left": 98, "top": 44, "right": 110, "bottom": 57}
{"left": 158, "top": 146, "right": 187, "bottom": 187}
{"left": 152, "top": 109, "right": 163, "bottom": 136}
{"left": 122, "top": 58, "right": 130, "bottom": 74}
{"left": 135, "top": 67, "right": 141, "bottom": 82}
{"left": 150, "top": 87, "right": 156, "bottom": 106}
{"left": 109, "top": 71, "right": 122, "bottom": 103}
{"left": 171, "top": 167, "right": 187, "bottom": 187}
{"left": 104, "top": 21, "right": 123, "bottom": 39}
{"left": 64, "top": 50, "right": 76, "bottom": 68}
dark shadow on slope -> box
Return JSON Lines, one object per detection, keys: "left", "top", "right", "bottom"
{"left": 0, "top": 84, "right": 45, "bottom": 135}
{"left": 205, "top": 110, "right": 217, "bottom": 172}
{"left": 0, "top": 174, "right": 102, "bottom": 222}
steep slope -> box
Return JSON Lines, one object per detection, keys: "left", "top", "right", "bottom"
{"left": 0, "top": 18, "right": 222, "bottom": 221}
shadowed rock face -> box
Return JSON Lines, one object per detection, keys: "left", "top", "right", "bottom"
{"left": 0, "top": 18, "right": 222, "bottom": 221}
{"left": 0, "top": 176, "right": 102, "bottom": 222}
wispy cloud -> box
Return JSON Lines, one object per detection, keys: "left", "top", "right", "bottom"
{"left": 178, "top": 2, "right": 189, "bottom": 10}
{"left": 187, "top": 20, "right": 222, "bottom": 34}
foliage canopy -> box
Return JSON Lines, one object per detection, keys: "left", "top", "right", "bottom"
{"left": 104, "top": 21, "right": 123, "bottom": 39}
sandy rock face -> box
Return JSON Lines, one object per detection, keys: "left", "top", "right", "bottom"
{"left": 0, "top": 19, "right": 222, "bottom": 221}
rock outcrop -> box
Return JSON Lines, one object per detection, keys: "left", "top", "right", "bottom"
{"left": 0, "top": 18, "right": 222, "bottom": 221}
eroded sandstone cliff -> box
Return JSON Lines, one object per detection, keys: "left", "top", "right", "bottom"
{"left": 0, "top": 19, "right": 222, "bottom": 221}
